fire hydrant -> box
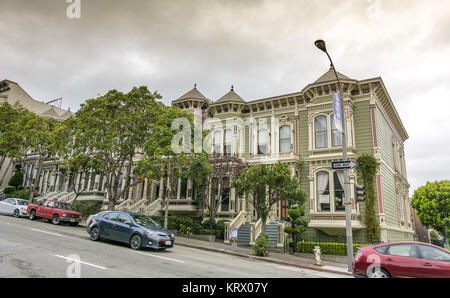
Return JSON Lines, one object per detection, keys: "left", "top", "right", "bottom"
{"left": 313, "top": 246, "right": 322, "bottom": 266}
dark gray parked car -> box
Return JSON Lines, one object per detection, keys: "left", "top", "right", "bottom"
{"left": 86, "top": 211, "right": 175, "bottom": 250}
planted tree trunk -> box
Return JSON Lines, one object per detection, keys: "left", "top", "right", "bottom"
{"left": 164, "top": 172, "right": 171, "bottom": 229}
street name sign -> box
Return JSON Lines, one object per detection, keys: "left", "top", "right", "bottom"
{"left": 332, "top": 160, "right": 359, "bottom": 170}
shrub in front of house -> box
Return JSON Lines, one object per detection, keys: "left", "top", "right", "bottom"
{"left": 3, "top": 186, "right": 16, "bottom": 195}
{"left": 296, "top": 240, "right": 367, "bottom": 256}
{"left": 253, "top": 234, "right": 273, "bottom": 257}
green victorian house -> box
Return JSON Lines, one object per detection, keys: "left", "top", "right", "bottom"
{"left": 171, "top": 67, "right": 413, "bottom": 244}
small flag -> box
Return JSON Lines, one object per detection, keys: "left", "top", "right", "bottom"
{"left": 333, "top": 91, "right": 343, "bottom": 132}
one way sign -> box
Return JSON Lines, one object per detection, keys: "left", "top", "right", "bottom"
{"left": 332, "top": 160, "right": 359, "bottom": 170}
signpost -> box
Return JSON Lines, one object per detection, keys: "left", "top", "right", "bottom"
{"left": 231, "top": 228, "right": 238, "bottom": 251}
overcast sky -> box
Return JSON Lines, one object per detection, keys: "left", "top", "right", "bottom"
{"left": 1, "top": 0, "right": 449, "bottom": 194}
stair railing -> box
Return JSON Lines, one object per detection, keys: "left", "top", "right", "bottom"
{"left": 143, "top": 198, "right": 163, "bottom": 216}
{"left": 224, "top": 210, "right": 247, "bottom": 244}
{"left": 276, "top": 221, "right": 287, "bottom": 249}
{"left": 249, "top": 218, "right": 263, "bottom": 245}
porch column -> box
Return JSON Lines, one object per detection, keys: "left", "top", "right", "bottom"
{"left": 143, "top": 178, "right": 149, "bottom": 200}
{"left": 177, "top": 178, "right": 181, "bottom": 200}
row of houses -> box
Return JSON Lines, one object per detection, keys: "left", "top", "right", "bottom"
{"left": 0, "top": 69, "right": 423, "bottom": 243}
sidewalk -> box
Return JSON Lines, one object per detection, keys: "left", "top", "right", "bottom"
{"left": 174, "top": 236, "right": 353, "bottom": 276}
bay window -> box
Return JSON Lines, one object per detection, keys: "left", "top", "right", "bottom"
{"left": 316, "top": 170, "right": 347, "bottom": 212}
{"left": 317, "top": 171, "right": 330, "bottom": 211}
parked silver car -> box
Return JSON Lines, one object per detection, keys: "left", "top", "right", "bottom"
{"left": 0, "top": 198, "right": 30, "bottom": 218}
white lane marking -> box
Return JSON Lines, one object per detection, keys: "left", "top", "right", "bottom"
{"left": 135, "top": 251, "right": 185, "bottom": 264}
{"left": 30, "top": 228, "right": 64, "bottom": 237}
{"left": 54, "top": 255, "right": 107, "bottom": 270}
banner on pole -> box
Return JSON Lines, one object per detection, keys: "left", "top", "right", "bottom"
{"left": 333, "top": 91, "right": 343, "bottom": 133}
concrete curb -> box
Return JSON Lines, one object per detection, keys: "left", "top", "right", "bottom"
{"left": 175, "top": 240, "right": 353, "bottom": 277}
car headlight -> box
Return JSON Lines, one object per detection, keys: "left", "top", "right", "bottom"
{"left": 145, "top": 230, "right": 158, "bottom": 238}
{"left": 171, "top": 233, "right": 175, "bottom": 238}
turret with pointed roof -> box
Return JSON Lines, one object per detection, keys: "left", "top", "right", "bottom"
{"left": 313, "top": 65, "right": 354, "bottom": 84}
{"left": 172, "top": 84, "right": 211, "bottom": 110}
{"left": 213, "top": 85, "right": 246, "bottom": 105}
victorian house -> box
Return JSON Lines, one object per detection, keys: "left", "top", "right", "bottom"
{"left": 21, "top": 68, "right": 414, "bottom": 244}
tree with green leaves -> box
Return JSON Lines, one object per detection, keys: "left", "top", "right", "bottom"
{"left": 411, "top": 180, "right": 450, "bottom": 239}
{"left": 188, "top": 153, "right": 246, "bottom": 231}
{"left": 52, "top": 117, "right": 102, "bottom": 205}
{"left": 24, "top": 115, "right": 62, "bottom": 200}
{"left": 8, "top": 171, "right": 24, "bottom": 191}
{"left": 68, "top": 86, "right": 161, "bottom": 210}
{"left": 0, "top": 103, "right": 33, "bottom": 187}
{"left": 233, "top": 162, "right": 306, "bottom": 235}
{"left": 138, "top": 106, "right": 196, "bottom": 229}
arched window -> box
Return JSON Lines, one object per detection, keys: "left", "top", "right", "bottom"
{"left": 224, "top": 129, "right": 232, "bottom": 156}
{"left": 316, "top": 171, "right": 330, "bottom": 211}
{"left": 315, "top": 116, "right": 328, "bottom": 148}
{"left": 331, "top": 114, "right": 342, "bottom": 147}
{"left": 279, "top": 125, "right": 291, "bottom": 153}
{"left": 258, "top": 129, "right": 268, "bottom": 154}
{"left": 214, "top": 130, "right": 222, "bottom": 154}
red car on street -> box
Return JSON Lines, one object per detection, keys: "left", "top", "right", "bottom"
{"left": 353, "top": 242, "right": 450, "bottom": 278}
{"left": 27, "top": 200, "right": 82, "bottom": 226}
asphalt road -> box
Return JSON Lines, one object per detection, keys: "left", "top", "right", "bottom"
{"left": 0, "top": 214, "right": 347, "bottom": 278}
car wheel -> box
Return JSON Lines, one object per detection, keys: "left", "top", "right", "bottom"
{"left": 130, "top": 234, "right": 142, "bottom": 250}
{"left": 90, "top": 227, "right": 101, "bottom": 241}
{"left": 52, "top": 215, "right": 61, "bottom": 225}
{"left": 29, "top": 210, "right": 36, "bottom": 220}
{"left": 367, "top": 267, "right": 390, "bottom": 278}
{"left": 13, "top": 209, "right": 20, "bottom": 218}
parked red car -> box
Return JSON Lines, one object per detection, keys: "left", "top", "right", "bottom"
{"left": 353, "top": 242, "right": 450, "bottom": 278}
{"left": 27, "top": 200, "right": 82, "bottom": 226}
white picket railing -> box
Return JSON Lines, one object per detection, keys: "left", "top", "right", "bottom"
{"left": 250, "top": 218, "right": 263, "bottom": 245}
{"left": 144, "top": 198, "right": 163, "bottom": 216}
{"left": 224, "top": 210, "right": 248, "bottom": 244}
{"left": 116, "top": 198, "right": 133, "bottom": 211}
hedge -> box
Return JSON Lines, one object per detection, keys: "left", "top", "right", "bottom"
{"left": 149, "top": 216, "right": 228, "bottom": 238}
{"left": 296, "top": 240, "right": 368, "bottom": 256}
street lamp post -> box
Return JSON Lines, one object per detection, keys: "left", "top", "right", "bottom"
{"left": 314, "top": 39, "right": 354, "bottom": 272}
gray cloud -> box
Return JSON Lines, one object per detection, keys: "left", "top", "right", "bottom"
{"left": 1, "top": 0, "right": 449, "bottom": 194}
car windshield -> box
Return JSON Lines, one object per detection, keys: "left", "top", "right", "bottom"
{"left": 17, "top": 200, "right": 29, "bottom": 206}
{"left": 131, "top": 214, "right": 161, "bottom": 228}
{"left": 55, "top": 203, "right": 72, "bottom": 210}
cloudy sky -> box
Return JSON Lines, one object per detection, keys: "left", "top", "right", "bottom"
{"left": 1, "top": 0, "right": 449, "bottom": 194}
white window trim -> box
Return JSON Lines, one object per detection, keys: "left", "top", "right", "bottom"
{"left": 313, "top": 169, "right": 347, "bottom": 214}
